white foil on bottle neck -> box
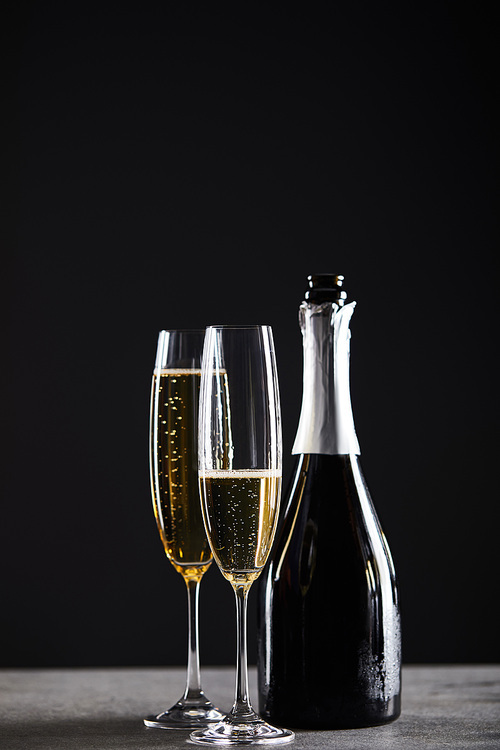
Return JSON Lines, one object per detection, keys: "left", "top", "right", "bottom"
{"left": 292, "top": 300, "right": 360, "bottom": 456}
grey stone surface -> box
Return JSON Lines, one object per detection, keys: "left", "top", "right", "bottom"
{"left": 0, "top": 665, "right": 499, "bottom": 749}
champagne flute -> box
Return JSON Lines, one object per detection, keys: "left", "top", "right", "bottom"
{"left": 144, "top": 330, "right": 225, "bottom": 729}
{"left": 191, "top": 325, "right": 294, "bottom": 745}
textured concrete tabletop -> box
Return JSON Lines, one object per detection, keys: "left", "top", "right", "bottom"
{"left": 0, "top": 665, "right": 499, "bottom": 749}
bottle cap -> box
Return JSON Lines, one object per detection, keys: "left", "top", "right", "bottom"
{"left": 305, "top": 274, "right": 347, "bottom": 305}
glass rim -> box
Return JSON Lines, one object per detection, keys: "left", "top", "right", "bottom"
{"left": 205, "top": 324, "right": 272, "bottom": 330}
{"left": 157, "top": 328, "right": 206, "bottom": 334}
{"left": 156, "top": 326, "right": 273, "bottom": 333}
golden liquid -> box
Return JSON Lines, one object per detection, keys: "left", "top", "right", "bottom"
{"left": 150, "top": 369, "right": 212, "bottom": 580}
{"left": 200, "top": 470, "right": 282, "bottom": 587}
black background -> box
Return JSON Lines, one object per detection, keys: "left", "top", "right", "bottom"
{"left": 3, "top": 1, "right": 498, "bottom": 668}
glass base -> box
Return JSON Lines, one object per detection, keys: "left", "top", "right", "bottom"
{"left": 190, "top": 717, "right": 295, "bottom": 745}
{"left": 144, "top": 697, "right": 226, "bottom": 729}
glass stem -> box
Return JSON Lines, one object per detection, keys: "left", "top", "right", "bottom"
{"left": 231, "top": 583, "right": 256, "bottom": 721}
{"left": 183, "top": 576, "right": 203, "bottom": 701}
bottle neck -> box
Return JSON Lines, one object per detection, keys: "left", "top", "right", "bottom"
{"left": 292, "top": 300, "right": 360, "bottom": 456}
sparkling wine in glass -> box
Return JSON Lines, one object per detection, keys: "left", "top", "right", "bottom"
{"left": 191, "top": 325, "right": 294, "bottom": 745}
{"left": 144, "top": 330, "right": 225, "bottom": 729}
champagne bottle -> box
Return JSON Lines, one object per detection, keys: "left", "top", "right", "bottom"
{"left": 257, "top": 274, "right": 401, "bottom": 729}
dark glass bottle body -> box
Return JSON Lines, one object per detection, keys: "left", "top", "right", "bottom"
{"left": 257, "top": 275, "right": 401, "bottom": 729}
{"left": 258, "top": 453, "right": 401, "bottom": 728}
